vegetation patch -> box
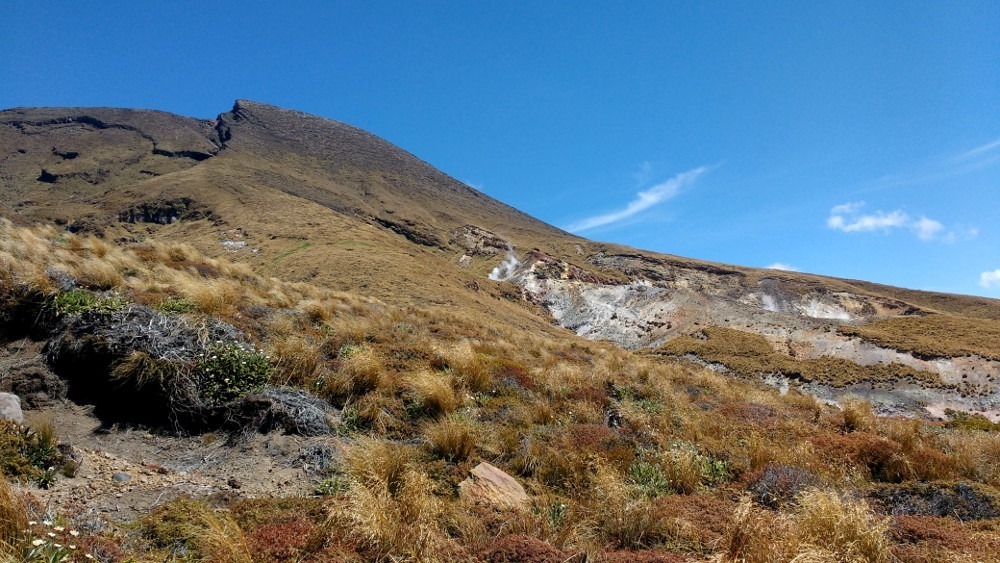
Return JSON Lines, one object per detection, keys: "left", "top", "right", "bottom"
{"left": 839, "top": 314, "right": 1000, "bottom": 361}
{"left": 195, "top": 342, "right": 273, "bottom": 406}
{"left": 659, "top": 326, "right": 942, "bottom": 387}
{"left": 0, "top": 419, "right": 60, "bottom": 486}
{"left": 51, "top": 289, "right": 128, "bottom": 316}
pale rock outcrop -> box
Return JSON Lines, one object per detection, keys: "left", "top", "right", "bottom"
{"left": 459, "top": 462, "right": 529, "bottom": 510}
{"left": 0, "top": 392, "right": 24, "bottom": 423}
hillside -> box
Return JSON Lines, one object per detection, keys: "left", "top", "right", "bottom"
{"left": 1, "top": 101, "right": 1000, "bottom": 561}
{"left": 4, "top": 100, "right": 1000, "bottom": 421}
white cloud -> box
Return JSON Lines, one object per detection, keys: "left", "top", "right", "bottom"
{"left": 913, "top": 216, "right": 944, "bottom": 241}
{"left": 826, "top": 201, "right": 968, "bottom": 243}
{"left": 765, "top": 262, "right": 800, "bottom": 272}
{"left": 827, "top": 202, "right": 909, "bottom": 233}
{"left": 981, "top": 270, "right": 1000, "bottom": 289}
{"left": 566, "top": 166, "right": 708, "bottom": 232}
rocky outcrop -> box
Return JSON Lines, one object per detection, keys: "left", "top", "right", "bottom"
{"left": 0, "top": 392, "right": 23, "bottom": 423}
{"left": 459, "top": 462, "right": 529, "bottom": 510}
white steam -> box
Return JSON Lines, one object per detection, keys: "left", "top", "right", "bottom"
{"left": 489, "top": 250, "right": 521, "bottom": 281}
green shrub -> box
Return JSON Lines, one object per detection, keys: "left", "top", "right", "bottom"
{"left": 158, "top": 297, "right": 196, "bottom": 315}
{"left": 0, "top": 420, "right": 59, "bottom": 486}
{"left": 629, "top": 456, "right": 671, "bottom": 497}
{"left": 51, "top": 289, "right": 128, "bottom": 316}
{"left": 944, "top": 409, "right": 1000, "bottom": 431}
{"left": 195, "top": 343, "right": 273, "bottom": 406}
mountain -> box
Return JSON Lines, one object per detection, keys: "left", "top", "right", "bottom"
{"left": 3, "top": 100, "right": 1000, "bottom": 561}
{"left": 4, "top": 100, "right": 999, "bottom": 420}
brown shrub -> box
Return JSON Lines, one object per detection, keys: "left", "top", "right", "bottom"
{"left": 746, "top": 464, "right": 818, "bottom": 508}
{"left": 651, "top": 493, "right": 734, "bottom": 553}
{"left": 246, "top": 518, "right": 317, "bottom": 563}
{"left": 477, "top": 534, "right": 567, "bottom": 563}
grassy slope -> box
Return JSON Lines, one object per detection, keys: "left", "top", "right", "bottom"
{"left": 2, "top": 220, "right": 1000, "bottom": 561}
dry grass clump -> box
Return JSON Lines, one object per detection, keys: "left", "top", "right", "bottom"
{"left": 323, "top": 345, "right": 388, "bottom": 399}
{"left": 267, "top": 334, "right": 321, "bottom": 386}
{"left": 942, "top": 431, "right": 1000, "bottom": 486}
{"left": 439, "top": 342, "right": 493, "bottom": 393}
{"left": 724, "top": 489, "right": 892, "bottom": 563}
{"left": 0, "top": 479, "right": 27, "bottom": 556}
{"left": 193, "top": 508, "right": 254, "bottom": 563}
{"left": 841, "top": 399, "right": 877, "bottom": 433}
{"left": 328, "top": 438, "right": 457, "bottom": 560}
{"left": 403, "top": 371, "right": 459, "bottom": 418}
{"left": 424, "top": 416, "right": 477, "bottom": 462}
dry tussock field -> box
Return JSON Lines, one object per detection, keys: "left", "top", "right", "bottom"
{"left": 1, "top": 221, "right": 1000, "bottom": 561}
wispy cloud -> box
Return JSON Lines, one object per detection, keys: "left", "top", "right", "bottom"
{"left": 632, "top": 161, "right": 654, "bottom": 186}
{"left": 826, "top": 201, "right": 974, "bottom": 243}
{"left": 861, "top": 136, "right": 1000, "bottom": 193}
{"left": 765, "top": 262, "right": 800, "bottom": 272}
{"left": 981, "top": 270, "right": 1000, "bottom": 289}
{"left": 566, "top": 166, "right": 708, "bottom": 232}
{"left": 955, "top": 137, "right": 1000, "bottom": 162}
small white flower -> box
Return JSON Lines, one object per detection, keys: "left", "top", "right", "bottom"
{"left": 28, "top": 521, "right": 37, "bottom": 526}
{"left": 69, "top": 530, "right": 80, "bottom": 537}
{"left": 42, "top": 520, "right": 52, "bottom": 526}
{"left": 32, "top": 539, "right": 45, "bottom": 546}
{"left": 54, "top": 526, "right": 64, "bottom": 532}
{"left": 47, "top": 532, "right": 56, "bottom": 538}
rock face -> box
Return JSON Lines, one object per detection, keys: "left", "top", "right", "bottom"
{"left": 459, "top": 462, "right": 529, "bottom": 510}
{"left": 0, "top": 392, "right": 24, "bottom": 423}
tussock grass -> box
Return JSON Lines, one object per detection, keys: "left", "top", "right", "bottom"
{"left": 0, "top": 479, "right": 27, "bottom": 557}
{"left": 842, "top": 398, "right": 877, "bottom": 433}
{"left": 424, "top": 416, "right": 477, "bottom": 462}
{"left": 725, "top": 489, "right": 892, "bottom": 563}
{"left": 193, "top": 507, "right": 255, "bottom": 563}
{"left": 404, "top": 371, "right": 459, "bottom": 418}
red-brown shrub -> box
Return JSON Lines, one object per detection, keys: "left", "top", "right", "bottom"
{"left": 478, "top": 534, "right": 566, "bottom": 563}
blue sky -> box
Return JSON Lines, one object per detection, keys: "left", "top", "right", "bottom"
{"left": 3, "top": 1, "right": 999, "bottom": 297}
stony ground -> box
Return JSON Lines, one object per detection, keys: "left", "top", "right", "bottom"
{"left": 23, "top": 403, "right": 338, "bottom": 525}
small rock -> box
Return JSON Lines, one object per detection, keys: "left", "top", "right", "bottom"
{"left": 459, "top": 462, "right": 529, "bottom": 511}
{"left": 112, "top": 472, "right": 131, "bottom": 483}
{"left": 227, "top": 477, "right": 242, "bottom": 489}
{"left": 0, "top": 393, "right": 23, "bottom": 424}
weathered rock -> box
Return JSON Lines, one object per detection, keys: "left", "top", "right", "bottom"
{"left": 112, "top": 472, "right": 131, "bottom": 483}
{"left": 0, "top": 392, "right": 23, "bottom": 423}
{"left": 459, "top": 462, "right": 529, "bottom": 510}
